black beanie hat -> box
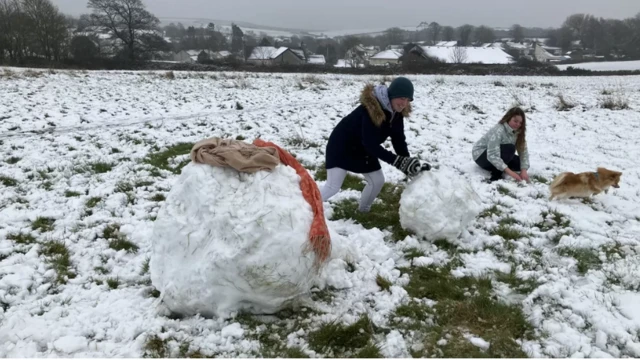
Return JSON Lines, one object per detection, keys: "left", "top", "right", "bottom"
{"left": 387, "top": 77, "right": 414, "bottom": 101}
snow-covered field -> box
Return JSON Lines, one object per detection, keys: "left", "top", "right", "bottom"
{"left": 1, "top": 67, "right": 639, "bottom": 358}
{"left": 556, "top": 60, "right": 640, "bottom": 72}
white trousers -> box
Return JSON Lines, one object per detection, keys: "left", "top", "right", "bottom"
{"left": 320, "top": 167, "right": 385, "bottom": 213}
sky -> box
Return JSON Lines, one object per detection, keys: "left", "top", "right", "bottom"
{"left": 51, "top": 0, "right": 637, "bottom": 31}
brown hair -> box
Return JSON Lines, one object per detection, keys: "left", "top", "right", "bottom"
{"left": 498, "top": 107, "right": 526, "bottom": 154}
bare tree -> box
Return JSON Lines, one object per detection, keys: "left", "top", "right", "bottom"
{"left": 510, "top": 24, "right": 525, "bottom": 42}
{"left": 88, "top": 0, "right": 161, "bottom": 61}
{"left": 441, "top": 26, "right": 455, "bottom": 41}
{"left": 251, "top": 46, "right": 275, "bottom": 65}
{"left": 22, "top": 0, "right": 68, "bottom": 60}
{"left": 457, "top": 24, "right": 475, "bottom": 46}
{"left": 385, "top": 27, "right": 405, "bottom": 46}
{"left": 474, "top": 25, "right": 495, "bottom": 44}
{"left": 449, "top": 46, "right": 468, "bottom": 63}
{"left": 428, "top": 22, "right": 442, "bottom": 44}
{"left": 340, "top": 35, "right": 361, "bottom": 58}
{"left": 0, "top": 0, "right": 30, "bottom": 62}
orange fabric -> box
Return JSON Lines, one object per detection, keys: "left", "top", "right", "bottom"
{"left": 253, "top": 139, "right": 332, "bottom": 266}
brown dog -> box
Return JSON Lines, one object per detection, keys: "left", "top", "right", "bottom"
{"left": 549, "top": 167, "right": 622, "bottom": 200}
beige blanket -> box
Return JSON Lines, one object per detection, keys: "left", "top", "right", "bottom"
{"left": 190, "top": 137, "right": 280, "bottom": 172}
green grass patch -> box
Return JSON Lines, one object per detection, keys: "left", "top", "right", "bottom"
{"left": 489, "top": 225, "right": 526, "bottom": 240}
{"left": 314, "top": 163, "right": 327, "bottom": 181}
{"left": 330, "top": 183, "right": 412, "bottom": 241}
{"left": 308, "top": 314, "right": 376, "bottom": 357}
{"left": 376, "top": 274, "right": 392, "bottom": 291}
{"left": 402, "top": 266, "right": 492, "bottom": 301}
{"left": 140, "top": 257, "right": 150, "bottom": 275}
{"left": 399, "top": 265, "right": 534, "bottom": 358}
{"left": 150, "top": 193, "right": 166, "bottom": 201}
{"left": 535, "top": 210, "right": 573, "bottom": 244}
{"left": 106, "top": 277, "right": 119, "bottom": 289}
{"left": 103, "top": 224, "right": 139, "bottom": 253}
{"left": 0, "top": 176, "right": 18, "bottom": 187}
{"left": 6, "top": 156, "right": 21, "bottom": 164}
{"left": 86, "top": 196, "right": 101, "bottom": 208}
{"left": 135, "top": 180, "right": 154, "bottom": 188}
{"left": 478, "top": 205, "right": 502, "bottom": 218}
{"left": 531, "top": 175, "right": 549, "bottom": 184}
{"left": 32, "top": 217, "right": 55, "bottom": 232}
{"left": 495, "top": 268, "right": 539, "bottom": 295}
{"left": 115, "top": 181, "right": 134, "bottom": 193}
{"left": 234, "top": 309, "right": 317, "bottom": 358}
{"left": 390, "top": 300, "right": 434, "bottom": 331}
{"left": 557, "top": 247, "right": 602, "bottom": 275}
{"left": 90, "top": 162, "right": 113, "bottom": 174}
{"left": 433, "top": 238, "right": 459, "bottom": 255}
{"left": 144, "top": 142, "right": 193, "bottom": 174}
{"left": 64, "top": 190, "right": 82, "bottom": 197}
{"left": 7, "top": 233, "right": 36, "bottom": 244}
{"left": 143, "top": 335, "right": 168, "bottom": 358}
{"left": 40, "top": 240, "right": 75, "bottom": 284}
{"left": 497, "top": 185, "right": 513, "bottom": 196}
{"left": 498, "top": 217, "right": 519, "bottom": 226}
{"left": 403, "top": 247, "right": 426, "bottom": 261}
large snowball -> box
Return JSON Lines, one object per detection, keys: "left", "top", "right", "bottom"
{"left": 399, "top": 169, "right": 482, "bottom": 242}
{"left": 150, "top": 162, "right": 320, "bottom": 318}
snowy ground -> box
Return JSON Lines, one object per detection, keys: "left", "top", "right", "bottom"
{"left": 1, "top": 67, "right": 639, "bottom": 358}
{"left": 556, "top": 60, "right": 640, "bottom": 72}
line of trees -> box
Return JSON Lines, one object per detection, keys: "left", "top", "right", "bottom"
{"left": 0, "top": 0, "right": 170, "bottom": 64}
{"left": 1, "top": 0, "right": 640, "bottom": 67}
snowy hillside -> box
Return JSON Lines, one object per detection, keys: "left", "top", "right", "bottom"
{"left": 0, "top": 68, "right": 639, "bottom": 358}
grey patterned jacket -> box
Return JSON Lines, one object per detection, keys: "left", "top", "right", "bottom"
{"left": 472, "top": 123, "right": 530, "bottom": 171}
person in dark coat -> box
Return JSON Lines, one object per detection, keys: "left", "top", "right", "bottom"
{"left": 320, "top": 76, "right": 429, "bottom": 213}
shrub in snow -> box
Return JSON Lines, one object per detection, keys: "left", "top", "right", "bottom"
{"left": 399, "top": 168, "right": 483, "bottom": 242}
{"left": 150, "top": 162, "right": 324, "bottom": 318}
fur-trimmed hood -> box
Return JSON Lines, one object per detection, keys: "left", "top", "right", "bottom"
{"left": 359, "top": 84, "right": 412, "bottom": 127}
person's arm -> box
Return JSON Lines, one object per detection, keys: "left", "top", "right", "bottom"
{"left": 486, "top": 128, "right": 508, "bottom": 171}
{"left": 390, "top": 117, "right": 410, "bottom": 158}
{"left": 519, "top": 143, "right": 530, "bottom": 170}
{"left": 361, "top": 115, "right": 397, "bottom": 164}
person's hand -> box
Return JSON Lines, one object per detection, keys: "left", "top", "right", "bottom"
{"left": 420, "top": 162, "right": 431, "bottom": 172}
{"left": 520, "top": 169, "right": 530, "bottom": 183}
{"left": 505, "top": 168, "right": 522, "bottom": 182}
{"left": 393, "top": 156, "right": 421, "bottom": 176}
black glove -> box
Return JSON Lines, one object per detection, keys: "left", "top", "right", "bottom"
{"left": 393, "top": 156, "right": 422, "bottom": 176}
{"left": 420, "top": 162, "right": 432, "bottom": 172}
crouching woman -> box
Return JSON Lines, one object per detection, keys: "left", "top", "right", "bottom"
{"left": 472, "top": 107, "right": 530, "bottom": 182}
{"left": 320, "top": 77, "right": 427, "bottom": 212}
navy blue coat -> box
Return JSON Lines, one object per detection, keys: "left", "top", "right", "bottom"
{"left": 325, "top": 84, "right": 411, "bottom": 174}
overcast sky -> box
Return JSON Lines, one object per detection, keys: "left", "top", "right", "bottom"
{"left": 51, "top": 0, "right": 637, "bottom": 31}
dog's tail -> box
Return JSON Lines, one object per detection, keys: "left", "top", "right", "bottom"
{"left": 549, "top": 172, "right": 568, "bottom": 190}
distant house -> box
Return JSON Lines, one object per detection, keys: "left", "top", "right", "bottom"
{"left": 369, "top": 49, "right": 403, "bottom": 66}
{"left": 173, "top": 50, "right": 193, "bottom": 63}
{"left": 533, "top": 43, "right": 568, "bottom": 63}
{"left": 345, "top": 45, "right": 379, "bottom": 66}
{"left": 290, "top": 48, "right": 306, "bottom": 62}
{"left": 197, "top": 50, "right": 233, "bottom": 62}
{"left": 246, "top": 46, "right": 305, "bottom": 65}
{"left": 307, "top": 54, "right": 326, "bottom": 65}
